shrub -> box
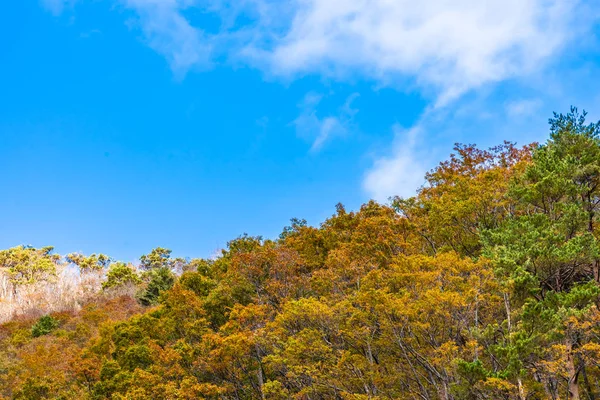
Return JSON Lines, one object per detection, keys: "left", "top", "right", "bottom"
{"left": 31, "top": 315, "right": 59, "bottom": 338}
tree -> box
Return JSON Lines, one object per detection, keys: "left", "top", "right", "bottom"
{"left": 394, "top": 142, "right": 531, "bottom": 257}
{"left": 31, "top": 315, "right": 59, "bottom": 338}
{"left": 102, "top": 263, "right": 141, "bottom": 290}
{"left": 483, "top": 108, "right": 600, "bottom": 399}
{"left": 66, "top": 253, "right": 112, "bottom": 273}
{"left": 136, "top": 267, "right": 175, "bottom": 306}
{"left": 0, "top": 246, "right": 60, "bottom": 287}
{"left": 140, "top": 247, "right": 185, "bottom": 272}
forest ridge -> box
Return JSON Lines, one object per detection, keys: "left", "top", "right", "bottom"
{"left": 2, "top": 109, "right": 600, "bottom": 399}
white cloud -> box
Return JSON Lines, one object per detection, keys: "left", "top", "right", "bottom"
{"left": 247, "top": 0, "right": 586, "bottom": 103}
{"left": 121, "top": 0, "right": 213, "bottom": 75}
{"left": 363, "top": 124, "right": 428, "bottom": 202}
{"left": 362, "top": 86, "right": 584, "bottom": 202}
{"left": 42, "top": 0, "right": 599, "bottom": 201}
{"left": 293, "top": 92, "right": 358, "bottom": 152}
{"left": 43, "top": 0, "right": 593, "bottom": 100}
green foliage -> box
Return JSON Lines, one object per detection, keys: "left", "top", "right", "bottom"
{"left": 0, "top": 245, "right": 60, "bottom": 285}
{"left": 178, "top": 271, "right": 216, "bottom": 297}
{"left": 31, "top": 315, "right": 59, "bottom": 338}
{"left": 279, "top": 217, "right": 308, "bottom": 240}
{"left": 225, "top": 234, "right": 264, "bottom": 256}
{"left": 139, "top": 247, "right": 187, "bottom": 272}
{"left": 102, "top": 262, "right": 141, "bottom": 290}
{"left": 66, "top": 252, "right": 111, "bottom": 273}
{"left": 136, "top": 267, "right": 176, "bottom": 306}
{"left": 13, "top": 377, "right": 51, "bottom": 400}
{"left": 140, "top": 247, "right": 173, "bottom": 270}
{"left": 121, "top": 344, "right": 153, "bottom": 371}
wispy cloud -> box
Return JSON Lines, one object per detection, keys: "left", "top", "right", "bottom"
{"left": 42, "top": 0, "right": 600, "bottom": 201}
{"left": 363, "top": 124, "right": 428, "bottom": 202}
{"left": 361, "top": 84, "right": 600, "bottom": 202}
{"left": 293, "top": 92, "right": 358, "bottom": 152}
{"left": 79, "top": 29, "right": 102, "bottom": 39}
{"left": 41, "top": 0, "right": 77, "bottom": 16}
{"left": 121, "top": 0, "right": 213, "bottom": 75}
{"left": 259, "top": 0, "right": 585, "bottom": 105}
{"left": 505, "top": 98, "right": 543, "bottom": 117}
{"left": 42, "top": 0, "right": 595, "bottom": 100}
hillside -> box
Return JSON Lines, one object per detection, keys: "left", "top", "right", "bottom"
{"left": 2, "top": 108, "right": 600, "bottom": 399}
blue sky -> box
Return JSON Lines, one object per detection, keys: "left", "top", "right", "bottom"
{"left": 1, "top": 1, "right": 600, "bottom": 261}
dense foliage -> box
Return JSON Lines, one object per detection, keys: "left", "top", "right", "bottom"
{"left": 2, "top": 108, "right": 600, "bottom": 399}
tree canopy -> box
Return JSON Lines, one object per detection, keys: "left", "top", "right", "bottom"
{"left": 2, "top": 108, "right": 600, "bottom": 399}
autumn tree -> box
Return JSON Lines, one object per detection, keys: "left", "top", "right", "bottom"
{"left": 394, "top": 142, "right": 531, "bottom": 257}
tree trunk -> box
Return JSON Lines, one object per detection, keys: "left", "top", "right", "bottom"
{"left": 566, "top": 340, "right": 580, "bottom": 400}
{"left": 438, "top": 380, "right": 450, "bottom": 400}
{"left": 517, "top": 377, "right": 526, "bottom": 400}
{"left": 504, "top": 293, "right": 527, "bottom": 400}
{"left": 255, "top": 343, "right": 266, "bottom": 400}
{"left": 580, "top": 359, "right": 596, "bottom": 400}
